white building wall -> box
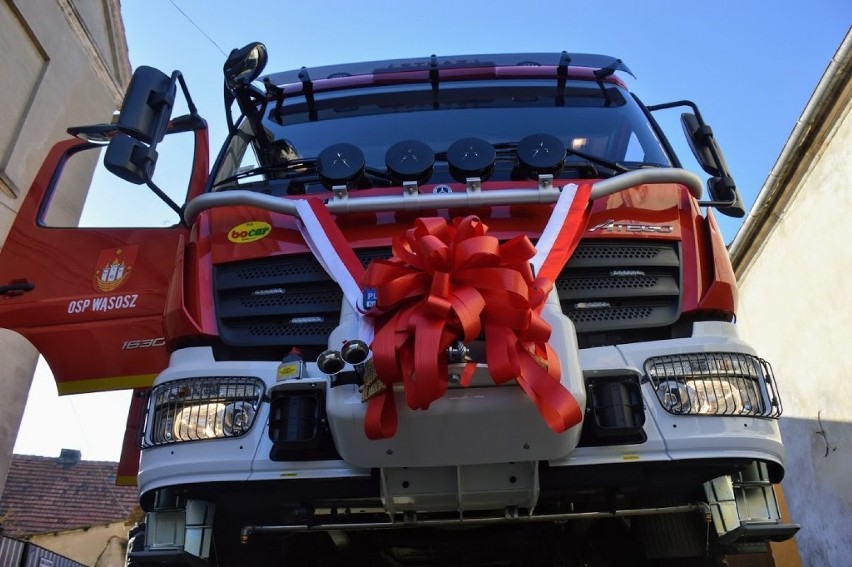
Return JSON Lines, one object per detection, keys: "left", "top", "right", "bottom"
{"left": 736, "top": 91, "right": 852, "bottom": 565}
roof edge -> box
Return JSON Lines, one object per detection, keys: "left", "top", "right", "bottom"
{"left": 729, "top": 30, "right": 852, "bottom": 275}
{"left": 263, "top": 52, "right": 633, "bottom": 87}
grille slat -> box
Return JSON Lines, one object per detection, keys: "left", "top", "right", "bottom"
{"left": 215, "top": 249, "right": 388, "bottom": 351}
{"left": 556, "top": 241, "right": 681, "bottom": 341}
{"left": 567, "top": 244, "right": 679, "bottom": 266}
{"left": 217, "top": 285, "right": 343, "bottom": 319}
{"left": 216, "top": 256, "right": 330, "bottom": 291}
{"left": 555, "top": 273, "right": 678, "bottom": 299}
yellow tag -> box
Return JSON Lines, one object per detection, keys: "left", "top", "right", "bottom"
{"left": 361, "top": 359, "right": 386, "bottom": 402}
{"left": 277, "top": 362, "right": 300, "bottom": 381}
{"left": 622, "top": 454, "right": 641, "bottom": 461}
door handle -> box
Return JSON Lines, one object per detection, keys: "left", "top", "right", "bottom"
{"left": 0, "top": 281, "right": 35, "bottom": 296}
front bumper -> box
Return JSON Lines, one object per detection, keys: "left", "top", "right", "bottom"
{"left": 137, "top": 320, "right": 784, "bottom": 505}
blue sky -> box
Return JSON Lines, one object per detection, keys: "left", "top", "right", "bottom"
{"left": 116, "top": 0, "right": 851, "bottom": 240}
{"left": 13, "top": 1, "right": 851, "bottom": 461}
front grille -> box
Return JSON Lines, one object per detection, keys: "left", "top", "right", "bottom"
{"left": 555, "top": 240, "right": 681, "bottom": 344}
{"left": 214, "top": 240, "right": 679, "bottom": 354}
{"left": 214, "top": 250, "right": 387, "bottom": 353}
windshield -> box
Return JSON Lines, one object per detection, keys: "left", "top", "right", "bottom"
{"left": 212, "top": 79, "right": 671, "bottom": 193}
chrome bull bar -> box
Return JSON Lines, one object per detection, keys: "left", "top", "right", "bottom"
{"left": 185, "top": 169, "right": 703, "bottom": 225}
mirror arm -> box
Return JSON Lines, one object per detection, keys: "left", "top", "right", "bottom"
{"left": 175, "top": 72, "right": 198, "bottom": 116}
{"left": 697, "top": 197, "right": 738, "bottom": 208}
{"left": 647, "top": 99, "right": 704, "bottom": 122}
{"left": 224, "top": 82, "right": 237, "bottom": 134}
{"left": 143, "top": 170, "right": 185, "bottom": 224}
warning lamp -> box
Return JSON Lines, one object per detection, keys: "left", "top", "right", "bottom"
{"left": 316, "top": 143, "right": 366, "bottom": 188}
{"left": 446, "top": 137, "right": 496, "bottom": 183}
{"left": 385, "top": 140, "right": 435, "bottom": 185}
{"left": 516, "top": 133, "right": 566, "bottom": 178}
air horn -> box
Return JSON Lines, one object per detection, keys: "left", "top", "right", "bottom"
{"left": 341, "top": 340, "right": 370, "bottom": 366}
{"left": 316, "top": 349, "right": 345, "bottom": 375}
{"left": 316, "top": 340, "right": 371, "bottom": 376}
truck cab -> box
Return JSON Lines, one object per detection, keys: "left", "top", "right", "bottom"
{"left": 0, "top": 45, "right": 797, "bottom": 566}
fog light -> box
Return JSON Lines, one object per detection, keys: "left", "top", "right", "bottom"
{"left": 645, "top": 353, "right": 781, "bottom": 418}
{"left": 146, "top": 377, "right": 264, "bottom": 446}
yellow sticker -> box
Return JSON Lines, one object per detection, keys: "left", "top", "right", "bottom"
{"left": 277, "top": 362, "right": 301, "bottom": 381}
{"left": 622, "top": 454, "right": 641, "bottom": 461}
{"left": 228, "top": 221, "right": 271, "bottom": 243}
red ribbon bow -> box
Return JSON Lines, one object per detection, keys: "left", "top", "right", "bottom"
{"left": 362, "top": 215, "right": 582, "bottom": 439}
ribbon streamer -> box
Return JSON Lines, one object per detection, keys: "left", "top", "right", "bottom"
{"left": 293, "top": 185, "right": 593, "bottom": 441}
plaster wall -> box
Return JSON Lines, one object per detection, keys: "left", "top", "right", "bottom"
{"left": 0, "top": 0, "right": 129, "bottom": 498}
{"left": 736, "top": 96, "right": 852, "bottom": 565}
{"left": 30, "top": 521, "right": 129, "bottom": 567}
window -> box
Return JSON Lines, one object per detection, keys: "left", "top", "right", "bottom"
{"left": 42, "top": 131, "right": 194, "bottom": 228}
{"left": 211, "top": 79, "right": 672, "bottom": 193}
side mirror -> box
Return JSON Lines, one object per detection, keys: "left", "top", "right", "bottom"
{"left": 681, "top": 113, "right": 727, "bottom": 178}
{"left": 116, "top": 66, "right": 176, "bottom": 144}
{"left": 681, "top": 112, "right": 745, "bottom": 217}
{"left": 103, "top": 66, "right": 175, "bottom": 186}
{"left": 103, "top": 135, "right": 158, "bottom": 185}
{"left": 708, "top": 176, "right": 746, "bottom": 218}
{"left": 99, "top": 65, "right": 199, "bottom": 222}
{"left": 224, "top": 42, "right": 268, "bottom": 88}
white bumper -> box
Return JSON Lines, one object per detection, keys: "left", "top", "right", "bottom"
{"left": 138, "top": 320, "right": 783, "bottom": 497}
{"left": 552, "top": 320, "right": 784, "bottom": 469}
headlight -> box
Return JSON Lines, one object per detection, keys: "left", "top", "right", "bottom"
{"left": 146, "top": 377, "right": 265, "bottom": 446}
{"left": 645, "top": 353, "right": 782, "bottom": 418}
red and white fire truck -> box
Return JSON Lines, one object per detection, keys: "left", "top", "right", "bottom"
{"left": 0, "top": 44, "right": 798, "bottom": 565}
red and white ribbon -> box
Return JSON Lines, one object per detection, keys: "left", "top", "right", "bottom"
{"left": 531, "top": 183, "right": 593, "bottom": 282}
{"left": 293, "top": 183, "right": 593, "bottom": 440}
{"left": 293, "top": 198, "right": 373, "bottom": 343}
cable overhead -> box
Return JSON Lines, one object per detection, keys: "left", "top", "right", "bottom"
{"left": 167, "top": 0, "right": 228, "bottom": 57}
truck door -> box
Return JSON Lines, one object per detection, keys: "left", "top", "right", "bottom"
{"left": 0, "top": 126, "right": 207, "bottom": 395}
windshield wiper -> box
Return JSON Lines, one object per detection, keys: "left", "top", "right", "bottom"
{"left": 212, "top": 160, "right": 315, "bottom": 188}
{"left": 564, "top": 147, "right": 630, "bottom": 174}
{"left": 213, "top": 159, "right": 391, "bottom": 189}
{"left": 491, "top": 141, "right": 631, "bottom": 177}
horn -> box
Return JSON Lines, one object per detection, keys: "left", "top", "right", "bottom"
{"left": 316, "top": 349, "right": 345, "bottom": 375}
{"left": 446, "top": 340, "right": 469, "bottom": 363}
{"left": 341, "top": 340, "right": 370, "bottom": 365}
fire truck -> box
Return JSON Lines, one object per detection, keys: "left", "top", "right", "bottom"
{"left": 0, "top": 44, "right": 799, "bottom": 565}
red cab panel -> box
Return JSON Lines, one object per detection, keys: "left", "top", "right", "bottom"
{"left": 0, "top": 139, "right": 189, "bottom": 394}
